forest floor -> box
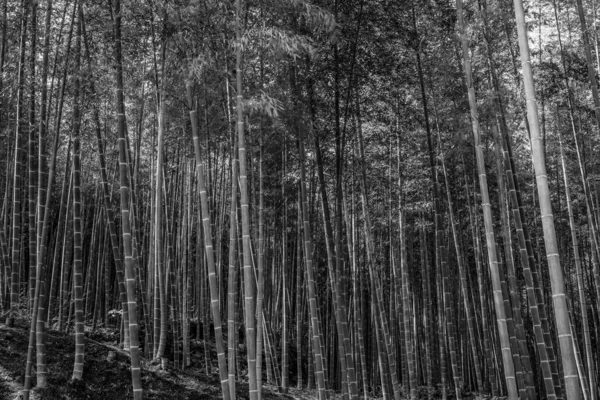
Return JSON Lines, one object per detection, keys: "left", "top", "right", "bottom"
{"left": 0, "top": 318, "right": 294, "bottom": 400}
{"left": 0, "top": 318, "right": 490, "bottom": 400}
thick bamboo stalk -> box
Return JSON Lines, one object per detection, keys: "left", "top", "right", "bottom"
{"left": 512, "top": 0, "right": 581, "bottom": 397}
{"left": 70, "top": 4, "right": 86, "bottom": 379}
{"left": 233, "top": 1, "right": 257, "bottom": 396}
{"left": 27, "top": 0, "right": 37, "bottom": 314}
{"left": 7, "top": 0, "right": 29, "bottom": 328}
{"left": 58, "top": 171, "right": 73, "bottom": 332}
{"left": 111, "top": 0, "right": 142, "bottom": 395}
{"left": 28, "top": 0, "right": 56, "bottom": 388}
{"left": 45, "top": 0, "right": 75, "bottom": 327}
{"left": 153, "top": 86, "right": 168, "bottom": 360}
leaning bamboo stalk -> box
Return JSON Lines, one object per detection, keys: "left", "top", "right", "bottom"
{"left": 36, "top": 15, "right": 70, "bottom": 386}
{"left": 498, "top": 118, "right": 556, "bottom": 399}
{"left": 512, "top": 0, "right": 581, "bottom": 397}
{"left": 567, "top": 301, "right": 590, "bottom": 400}
{"left": 25, "top": 0, "right": 59, "bottom": 387}
{"left": 24, "top": 0, "right": 55, "bottom": 390}
{"left": 227, "top": 134, "right": 238, "bottom": 396}
{"left": 551, "top": 0, "right": 600, "bottom": 345}
{"left": 499, "top": 2, "right": 571, "bottom": 393}
{"left": 440, "top": 155, "right": 482, "bottom": 394}
{"left": 87, "top": 19, "right": 131, "bottom": 346}
{"left": 111, "top": 0, "right": 142, "bottom": 396}
{"left": 46, "top": 0, "right": 75, "bottom": 326}
{"left": 186, "top": 81, "right": 231, "bottom": 400}
{"left": 478, "top": 1, "right": 543, "bottom": 394}
{"left": 492, "top": 127, "right": 533, "bottom": 400}
{"left": 557, "top": 112, "right": 595, "bottom": 399}
{"left": 58, "top": 171, "right": 73, "bottom": 332}
{"left": 455, "top": 0, "right": 517, "bottom": 396}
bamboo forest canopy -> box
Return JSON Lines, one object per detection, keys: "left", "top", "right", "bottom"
{"left": 1, "top": 1, "right": 597, "bottom": 220}
{"left": 1, "top": 0, "right": 600, "bottom": 399}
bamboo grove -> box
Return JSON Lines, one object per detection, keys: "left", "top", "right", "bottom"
{"left": 2, "top": 0, "right": 600, "bottom": 399}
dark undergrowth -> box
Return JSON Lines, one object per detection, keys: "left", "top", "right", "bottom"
{"left": 0, "top": 317, "right": 499, "bottom": 399}
{"left": 0, "top": 318, "right": 292, "bottom": 400}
